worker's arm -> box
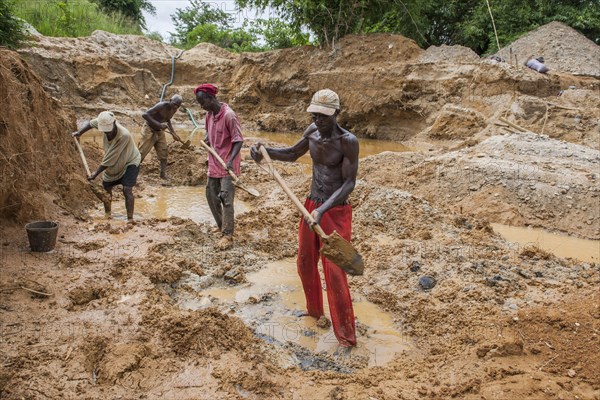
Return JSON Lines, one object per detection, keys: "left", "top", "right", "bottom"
{"left": 142, "top": 103, "right": 168, "bottom": 131}
{"left": 88, "top": 165, "right": 107, "bottom": 181}
{"left": 72, "top": 121, "right": 93, "bottom": 137}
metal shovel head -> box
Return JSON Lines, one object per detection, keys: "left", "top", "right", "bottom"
{"left": 233, "top": 180, "right": 260, "bottom": 197}
{"left": 319, "top": 230, "right": 364, "bottom": 276}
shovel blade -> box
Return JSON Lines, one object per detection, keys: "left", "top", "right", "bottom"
{"left": 320, "top": 231, "right": 364, "bottom": 276}
{"left": 234, "top": 181, "right": 260, "bottom": 197}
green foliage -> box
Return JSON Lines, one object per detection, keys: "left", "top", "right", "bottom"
{"left": 13, "top": 0, "right": 141, "bottom": 37}
{"left": 236, "top": 0, "right": 391, "bottom": 46}
{"left": 92, "top": 0, "right": 155, "bottom": 29}
{"left": 145, "top": 31, "right": 164, "bottom": 42}
{"left": 185, "top": 22, "right": 262, "bottom": 52}
{"left": 0, "top": 0, "right": 25, "bottom": 48}
{"left": 253, "top": 18, "right": 311, "bottom": 49}
{"left": 235, "top": 0, "right": 600, "bottom": 52}
{"left": 170, "top": 0, "right": 233, "bottom": 47}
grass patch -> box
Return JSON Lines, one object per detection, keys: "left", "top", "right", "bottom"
{"left": 13, "top": 0, "right": 141, "bottom": 37}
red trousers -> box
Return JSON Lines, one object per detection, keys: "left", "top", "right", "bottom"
{"left": 298, "top": 198, "right": 356, "bottom": 347}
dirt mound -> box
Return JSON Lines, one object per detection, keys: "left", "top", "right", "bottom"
{"left": 18, "top": 29, "right": 600, "bottom": 149}
{"left": 419, "top": 44, "right": 480, "bottom": 63}
{"left": 428, "top": 104, "right": 486, "bottom": 139}
{"left": 497, "top": 21, "right": 600, "bottom": 77}
{"left": 0, "top": 49, "right": 96, "bottom": 222}
{"left": 360, "top": 133, "right": 600, "bottom": 239}
{"left": 148, "top": 307, "right": 258, "bottom": 357}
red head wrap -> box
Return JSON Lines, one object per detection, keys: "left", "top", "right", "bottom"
{"left": 194, "top": 83, "right": 218, "bottom": 96}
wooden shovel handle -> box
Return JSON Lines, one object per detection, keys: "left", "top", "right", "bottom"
{"left": 72, "top": 135, "right": 91, "bottom": 177}
{"left": 258, "top": 146, "right": 327, "bottom": 238}
{"left": 498, "top": 116, "right": 527, "bottom": 132}
{"left": 199, "top": 139, "right": 239, "bottom": 182}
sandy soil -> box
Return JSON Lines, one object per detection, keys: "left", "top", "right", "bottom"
{"left": 1, "top": 23, "right": 599, "bottom": 400}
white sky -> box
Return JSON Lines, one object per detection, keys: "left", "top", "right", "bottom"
{"left": 142, "top": 0, "right": 266, "bottom": 40}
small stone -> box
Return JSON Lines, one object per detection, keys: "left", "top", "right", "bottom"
{"left": 567, "top": 369, "right": 576, "bottom": 378}
{"left": 409, "top": 260, "right": 421, "bottom": 272}
{"left": 316, "top": 316, "right": 331, "bottom": 329}
{"left": 419, "top": 275, "right": 436, "bottom": 290}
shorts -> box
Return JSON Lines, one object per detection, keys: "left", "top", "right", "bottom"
{"left": 102, "top": 164, "right": 139, "bottom": 189}
{"left": 138, "top": 124, "right": 168, "bottom": 162}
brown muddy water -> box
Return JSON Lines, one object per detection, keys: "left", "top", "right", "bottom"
{"left": 167, "top": 258, "right": 414, "bottom": 371}
{"left": 492, "top": 223, "right": 600, "bottom": 263}
{"left": 80, "top": 127, "right": 413, "bottom": 164}
{"left": 92, "top": 186, "right": 252, "bottom": 223}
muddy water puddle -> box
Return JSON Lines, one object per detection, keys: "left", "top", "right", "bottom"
{"left": 81, "top": 128, "right": 413, "bottom": 165}
{"left": 492, "top": 223, "right": 599, "bottom": 263}
{"left": 91, "top": 186, "right": 252, "bottom": 224}
{"left": 169, "top": 258, "right": 414, "bottom": 371}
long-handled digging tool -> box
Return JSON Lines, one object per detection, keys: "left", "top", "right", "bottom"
{"left": 169, "top": 127, "right": 191, "bottom": 149}
{"left": 256, "top": 145, "right": 364, "bottom": 276}
{"left": 198, "top": 139, "right": 260, "bottom": 197}
{"left": 72, "top": 135, "right": 111, "bottom": 207}
{"left": 181, "top": 106, "right": 258, "bottom": 197}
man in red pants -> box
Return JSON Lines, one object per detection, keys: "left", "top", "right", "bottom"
{"left": 251, "top": 89, "right": 359, "bottom": 348}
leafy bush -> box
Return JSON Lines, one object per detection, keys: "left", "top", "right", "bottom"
{"left": 0, "top": 0, "right": 25, "bottom": 48}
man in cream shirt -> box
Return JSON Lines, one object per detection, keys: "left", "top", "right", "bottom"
{"left": 73, "top": 111, "right": 141, "bottom": 221}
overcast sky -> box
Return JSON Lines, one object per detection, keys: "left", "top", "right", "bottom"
{"left": 142, "top": 0, "right": 263, "bottom": 40}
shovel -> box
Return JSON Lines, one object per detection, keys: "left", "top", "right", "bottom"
{"left": 256, "top": 146, "right": 364, "bottom": 276}
{"left": 170, "top": 129, "right": 191, "bottom": 149}
{"left": 198, "top": 139, "right": 260, "bottom": 197}
{"left": 72, "top": 135, "right": 111, "bottom": 207}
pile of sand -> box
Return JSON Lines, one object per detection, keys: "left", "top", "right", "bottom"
{"left": 0, "top": 50, "right": 95, "bottom": 222}
{"left": 418, "top": 44, "right": 480, "bottom": 63}
{"left": 497, "top": 21, "right": 600, "bottom": 77}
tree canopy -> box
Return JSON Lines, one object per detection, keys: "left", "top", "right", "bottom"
{"left": 169, "top": 0, "right": 309, "bottom": 51}
{"left": 92, "top": 0, "right": 155, "bottom": 29}
{"left": 234, "top": 0, "right": 600, "bottom": 53}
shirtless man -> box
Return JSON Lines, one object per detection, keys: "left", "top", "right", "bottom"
{"left": 139, "top": 94, "right": 183, "bottom": 179}
{"left": 250, "top": 89, "right": 359, "bottom": 348}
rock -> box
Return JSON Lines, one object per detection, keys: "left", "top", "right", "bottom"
{"left": 409, "top": 260, "right": 421, "bottom": 272}
{"left": 567, "top": 369, "right": 576, "bottom": 378}
{"left": 224, "top": 267, "right": 246, "bottom": 284}
{"left": 419, "top": 275, "right": 437, "bottom": 290}
{"left": 316, "top": 316, "right": 331, "bottom": 329}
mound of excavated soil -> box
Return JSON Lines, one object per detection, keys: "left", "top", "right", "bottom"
{"left": 418, "top": 44, "right": 480, "bottom": 63}
{"left": 497, "top": 21, "right": 600, "bottom": 77}
{"left": 0, "top": 50, "right": 95, "bottom": 222}
{"left": 360, "top": 133, "right": 600, "bottom": 239}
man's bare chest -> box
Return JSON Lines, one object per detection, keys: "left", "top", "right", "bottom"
{"left": 309, "top": 140, "right": 344, "bottom": 167}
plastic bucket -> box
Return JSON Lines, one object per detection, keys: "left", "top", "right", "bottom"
{"left": 25, "top": 221, "right": 59, "bottom": 252}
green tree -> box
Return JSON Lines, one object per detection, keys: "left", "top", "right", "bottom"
{"left": 237, "top": 0, "right": 391, "bottom": 46}
{"left": 236, "top": 0, "right": 600, "bottom": 51}
{"left": 185, "top": 22, "right": 261, "bottom": 52}
{"left": 0, "top": 0, "right": 25, "bottom": 48}
{"left": 253, "top": 18, "right": 311, "bottom": 49}
{"left": 92, "top": 0, "right": 155, "bottom": 29}
{"left": 170, "top": 0, "right": 232, "bottom": 47}
{"left": 145, "top": 31, "right": 164, "bottom": 42}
